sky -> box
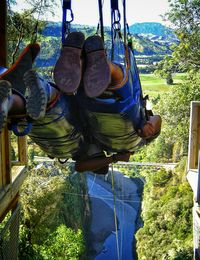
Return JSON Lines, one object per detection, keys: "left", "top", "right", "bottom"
{"left": 15, "top": 0, "right": 170, "bottom": 26}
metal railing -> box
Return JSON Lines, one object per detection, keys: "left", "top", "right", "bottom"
{"left": 0, "top": 204, "right": 20, "bottom": 260}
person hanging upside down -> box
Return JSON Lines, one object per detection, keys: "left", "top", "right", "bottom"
{"left": 53, "top": 32, "right": 162, "bottom": 172}
{"left": 0, "top": 43, "right": 85, "bottom": 163}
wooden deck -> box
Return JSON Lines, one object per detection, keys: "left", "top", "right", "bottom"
{"left": 0, "top": 128, "right": 28, "bottom": 221}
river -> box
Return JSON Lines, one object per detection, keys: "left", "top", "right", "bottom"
{"left": 87, "top": 171, "right": 143, "bottom": 260}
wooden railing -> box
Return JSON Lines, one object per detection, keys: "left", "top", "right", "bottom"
{"left": 0, "top": 128, "right": 27, "bottom": 221}
{"left": 187, "top": 101, "right": 200, "bottom": 259}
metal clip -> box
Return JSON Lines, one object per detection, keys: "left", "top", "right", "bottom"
{"left": 66, "top": 8, "right": 74, "bottom": 23}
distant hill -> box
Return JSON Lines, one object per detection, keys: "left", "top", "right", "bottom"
{"left": 42, "top": 21, "right": 175, "bottom": 39}
{"left": 129, "top": 22, "right": 175, "bottom": 38}
{"left": 36, "top": 22, "right": 177, "bottom": 69}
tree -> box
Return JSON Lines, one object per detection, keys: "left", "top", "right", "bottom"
{"left": 154, "top": 56, "right": 176, "bottom": 85}
{"left": 165, "top": 0, "right": 200, "bottom": 72}
{"left": 19, "top": 166, "right": 88, "bottom": 259}
{"left": 37, "top": 225, "right": 86, "bottom": 259}
{"left": 155, "top": 0, "right": 200, "bottom": 80}
{"left": 7, "top": 0, "right": 58, "bottom": 64}
{"left": 152, "top": 0, "right": 200, "bottom": 161}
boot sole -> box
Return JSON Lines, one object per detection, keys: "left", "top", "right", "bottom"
{"left": 0, "top": 44, "right": 40, "bottom": 96}
{"left": 0, "top": 80, "right": 11, "bottom": 131}
{"left": 24, "top": 70, "right": 47, "bottom": 120}
{"left": 53, "top": 32, "right": 85, "bottom": 94}
{"left": 54, "top": 47, "right": 82, "bottom": 93}
{"left": 84, "top": 50, "right": 111, "bottom": 98}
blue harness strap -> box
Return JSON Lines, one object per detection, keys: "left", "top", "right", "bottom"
{"left": 11, "top": 122, "right": 33, "bottom": 136}
{"left": 62, "top": 0, "right": 74, "bottom": 44}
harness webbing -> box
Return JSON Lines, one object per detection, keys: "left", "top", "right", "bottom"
{"left": 111, "top": 0, "right": 119, "bottom": 10}
{"left": 62, "top": 0, "right": 74, "bottom": 44}
{"left": 98, "top": 0, "right": 104, "bottom": 42}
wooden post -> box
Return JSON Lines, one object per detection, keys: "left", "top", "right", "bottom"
{"left": 188, "top": 102, "right": 200, "bottom": 170}
{"left": 197, "top": 153, "right": 200, "bottom": 204}
{"left": 18, "top": 137, "right": 28, "bottom": 165}
{"left": 0, "top": 0, "right": 11, "bottom": 189}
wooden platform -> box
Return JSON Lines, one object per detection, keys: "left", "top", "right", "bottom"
{"left": 0, "top": 128, "right": 27, "bottom": 221}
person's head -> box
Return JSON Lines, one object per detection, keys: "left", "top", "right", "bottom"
{"left": 139, "top": 115, "right": 162, "bottom": 143}
{"left": 93, "top": 165, "right": 109, "bottom": 175}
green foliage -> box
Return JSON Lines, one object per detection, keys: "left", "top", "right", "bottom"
{"left": 158, "top": 72, "right": 200, "bottom": 154}
{"left": 166, "top": 0, "right": 200, "bottom": 72}
{"left": 7, "top": 11, "right": 45, "bottom": 65}
{"left": 149, "top": 169, "right": 172, "bottom": 187}
{"left": 7, "top": 0, "right": 59, "bottom": 65}
{"left": 136, "top": 161, "right": 193, "bottom": 259}
{"left": 19, "top": 165, "right": 88, "bottom": 259}
{"left": 155, "top": 0, "right": 200, "bottom": 81}
{"left": 36, "top": 225, "right": 85, "bottom": 259}
{"left": 134, "top": 70, "right": 200, "bottom": 163}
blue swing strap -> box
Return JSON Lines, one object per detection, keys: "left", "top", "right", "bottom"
{"left": 11, "top": 121, "right": 33, "bottom": 137}
{"left": 110, "top": 0, "right": 122, "bottom": 61}
{"left": 62, "top": 0, "right": 74, "bottom": 44}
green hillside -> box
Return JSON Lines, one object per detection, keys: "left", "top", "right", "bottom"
{"left": 35, "top": 22, "right": 175, "bottom": 73}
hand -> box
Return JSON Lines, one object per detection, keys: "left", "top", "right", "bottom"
{"left": 139, "top": 115, "right": 162, "bottom": 139}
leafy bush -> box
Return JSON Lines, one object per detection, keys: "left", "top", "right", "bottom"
{"left": 19, "top": 165, "right": 88, "bottom": 259}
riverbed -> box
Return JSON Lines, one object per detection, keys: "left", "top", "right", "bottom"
{"left": 87, "top": 170, "right": 143, "bottom": 260}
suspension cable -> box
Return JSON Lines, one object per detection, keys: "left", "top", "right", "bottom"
{"left": 120, "top": 170, "right": 125, "bottom": 258}
{"left": 31, "top": 0, "right": 43, "bottom": 43}
{"left": 111, "top": 164, "right": 121, "bottom": 260}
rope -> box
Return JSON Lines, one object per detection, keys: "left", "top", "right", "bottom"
{"left": 111, "top": 164, "right": 121, "bottom": 260}
{"left": 88, "top": 174, "right": 96, "bottom": 192}
{"left": 31, "top": 0, "right": 43, "bottom": 44}
{"left": 120, "top": 170, "right": 125, "bottom": 258}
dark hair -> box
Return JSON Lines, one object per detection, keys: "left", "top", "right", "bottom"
{"left": 93, "top": 165, "right": 109, "bottom": 175}
{"left": 145, "top": 131, "right": 161, "bottom": 144}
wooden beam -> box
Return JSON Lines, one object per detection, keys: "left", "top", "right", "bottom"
{"left": 188, "top": 102, "right": 200, "bottom": 170}
{"left": 0, "top": 128, "right": 11, "bottom": 186}
{"left": 0, "top": 166, "right": 27, "bottom": 221}
{"left": 18, "top": 137, "right": 28, "bottom": 165}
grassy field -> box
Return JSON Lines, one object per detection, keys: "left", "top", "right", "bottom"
{"left": 140, "top": 73, "right": 186, "bottom": 97}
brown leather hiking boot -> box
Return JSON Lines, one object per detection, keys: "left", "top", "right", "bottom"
{"left": 53, "top": 32, "right": 85, "bottom": 94}
{"left": 0, "top": 44, "right": 40, "bottom": 95}
{"left": 83, "top": 35, "right": 111, "bottom": 98}
{"left": 0, "top": 80, "right": 12, "bottom": 132}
